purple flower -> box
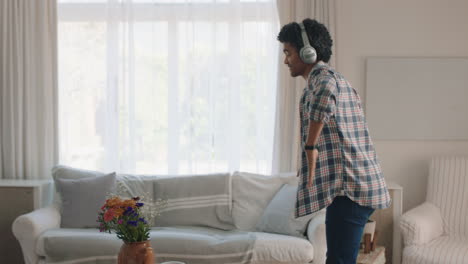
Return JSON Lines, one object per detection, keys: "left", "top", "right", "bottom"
{"left": 138, "top": 218, "right": 147, "bottom": 224}
{"left": 124, "top": 207, "right": 134, "bottom": 215}
{"left": 118, "top": 219, "right": 123, "bottom": 224}
{"left": 127, "top": 221, "right": 138, "bottom": 226}
{"left": 136, "top": 202, "right": 144, "bottom": 207}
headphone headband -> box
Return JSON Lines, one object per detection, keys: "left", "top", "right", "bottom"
{"left": 299, "top": 23, "right": 311, "bottom": 47}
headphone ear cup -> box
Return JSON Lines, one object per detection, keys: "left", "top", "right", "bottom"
{"left": 300, "top": 45, "right": 317, "bottom": 64}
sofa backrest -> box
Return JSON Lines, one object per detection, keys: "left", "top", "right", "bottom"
{"left": 426, "top": 157, "right": 468, "bottom": 236}
{"left": 115, "top": 173, "right": 234, "bottom": 230}
{"left": 118, "top": 171, "right": 299, "bottom": 231}
{"left": 51, "top": 165, "right": 299, "bottom": 232}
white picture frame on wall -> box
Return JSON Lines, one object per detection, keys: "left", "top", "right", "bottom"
{"left": 366, "top": 57, "right": 468, "bottom": 140}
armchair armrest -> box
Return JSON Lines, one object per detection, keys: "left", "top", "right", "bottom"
{"left": 306, "top": 210, "right": 326, "bottom": 264}
{"left": 12, "top": 206, "right": 61, "bottom": 264}
{"left": 400, "top": 202, "right": 443, "bottom": 246}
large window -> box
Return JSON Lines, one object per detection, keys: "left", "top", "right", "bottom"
{"left": 58, "top": 0, "right": 279, "bottom": 175}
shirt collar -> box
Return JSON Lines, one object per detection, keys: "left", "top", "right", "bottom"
{"left": 307, "top": 61, "right": 328, "bottom": 85}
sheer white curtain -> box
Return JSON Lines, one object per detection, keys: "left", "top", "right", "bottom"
{"left": 0, "top": 0, "right": 58, "bottom": 180}
{"left": 58, "top": 0, "right": 279, "bottom": 175}
{"left": 272, "top": 0, "right": 336, "bottom": 173}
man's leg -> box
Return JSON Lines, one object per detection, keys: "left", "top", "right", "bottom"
{"left": 325, "top": 196, "right": 374, "bottom": 264}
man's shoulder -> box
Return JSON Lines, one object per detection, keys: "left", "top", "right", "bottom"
{"left": 309, "top": 67, "right": 336, "bottom": 89}
{"left": 310, "top": 63, "right": 340, "bottom": 81}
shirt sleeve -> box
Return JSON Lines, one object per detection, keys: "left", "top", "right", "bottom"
{"left": 308, "top": 74, "right": 337, "bottom": 123}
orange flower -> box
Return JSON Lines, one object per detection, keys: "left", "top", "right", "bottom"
{"left": 104, "top": 208, "right": 116, "bottom": 222}
{"left": 102, "top": 196, "right": 140, "bottom": 219}
{"left": 114, "top": 207, "right": 125, "bottom": 217}
{"left": 121, "top": 199, "right": 137, "bottom": 208}
{"left": 105, "top": 197, "right": 123, "bottom": 208}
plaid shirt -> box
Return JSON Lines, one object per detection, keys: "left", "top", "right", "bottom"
{"left": 296, "top": 61, "right": 391, "bottom": 217}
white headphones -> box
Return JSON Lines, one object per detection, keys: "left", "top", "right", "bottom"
{"left": 299, "top": 22, "right": 317, "bottom": 64}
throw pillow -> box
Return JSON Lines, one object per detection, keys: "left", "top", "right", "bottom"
{"left": 255, "top": 184, "right": 319, "bottom": 237}
{"left": 231, "top": 171, "right": 298, "bottom": 231}
{"left": 52, "top": 165, "right": 107, "bottom": 183}
{"left": 52, "top": 165, "right": 109, "bottom": 206}
{"left": 54, "top": 172, "right": 116, "bottom": 228}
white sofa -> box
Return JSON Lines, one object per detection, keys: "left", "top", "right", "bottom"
{"left": 13, "top": 166, "right": 326, "bottom": 264}
{"left": 400, "top": 157, "right": 468, "bottom": 264}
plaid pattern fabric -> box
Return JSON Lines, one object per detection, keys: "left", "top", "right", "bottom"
{"left": 295, "top": 62, "right": 391, "bottom": 217}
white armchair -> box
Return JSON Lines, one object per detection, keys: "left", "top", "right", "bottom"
{"left": 400, "top": 157, "right": 468, "bottom": 264}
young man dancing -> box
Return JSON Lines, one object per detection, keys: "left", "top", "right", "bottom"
{"left": 277, "top": 19, "right": 391, "bottom": 264}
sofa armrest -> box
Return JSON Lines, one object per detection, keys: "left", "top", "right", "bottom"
{"left": 306, "top": 210, "right": 326, "bottom": 264}
{"left": 12, "top": 206, "right": 61, "bottom": 264}
{"left": 400, "top": 202, "right": 443, "bottom": 246}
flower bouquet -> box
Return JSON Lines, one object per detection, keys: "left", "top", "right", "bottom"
{"left": 97, "top": 194, "right": 166, "bottom": 264}
{"left": 97, "top": 196, "right": 150, "bottom": 242}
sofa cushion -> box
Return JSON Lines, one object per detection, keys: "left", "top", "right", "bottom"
{"left": 231, "top": 171, "right": 297, "bottom": 231}
{"left": 150, "top": 226, "right": 255, "bottom": 264}
{"left": 37, "top": 227, "right": 257, "bottom": 264}
{"left": 256, "top": 184, "right": 320, "bottom": 237}
{"left": 36, "top": 227, "right": 313, "bottom": 264}
{"left": 250, "top": 232, "right": 314, "bottom": 263}
{"left": 55, "top": 172, "right": 116, "bottom": 228}
{"left": 36, "top": 228, "right": 121, "bottom": 263}
{"left": 153, "top": 173, "right": 234, "bottom": 230}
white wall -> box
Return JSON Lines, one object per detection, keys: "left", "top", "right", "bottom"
{"left": 335, "top": 0, "right": 468, "bottom": 212}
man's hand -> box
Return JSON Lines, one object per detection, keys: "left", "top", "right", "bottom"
{"left": 307, "top": 149, "right": 319, "bottom": 189}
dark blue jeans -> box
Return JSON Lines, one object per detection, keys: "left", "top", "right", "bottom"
{"left": 325, "top": 196, "right": 375, "bottom": 264}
